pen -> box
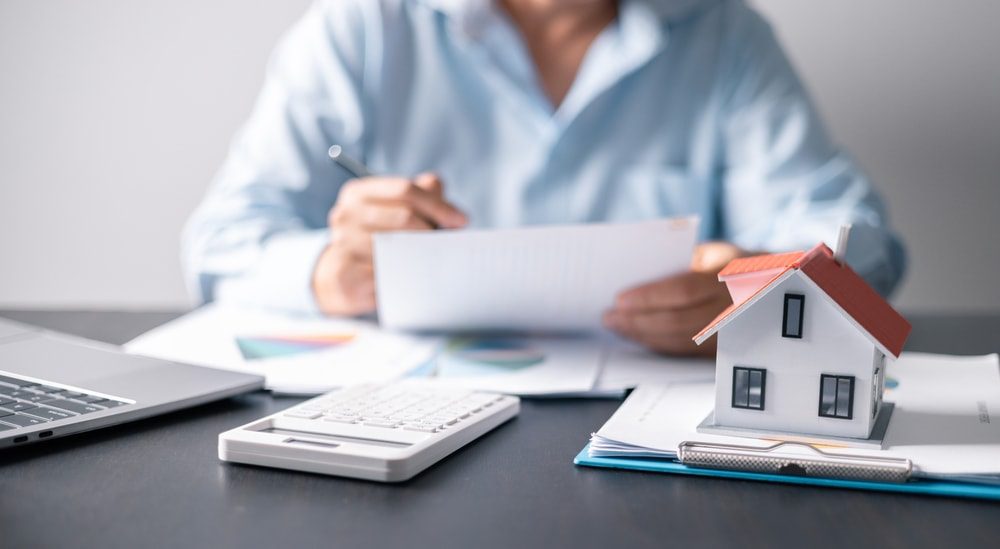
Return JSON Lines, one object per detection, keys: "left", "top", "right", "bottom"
{"left": 328, "top": 145, "right": 372, "bottom": 179}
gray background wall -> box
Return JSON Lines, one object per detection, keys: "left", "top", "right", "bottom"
{"left": 1, "top": 0, "right": 998, "bottom": 312}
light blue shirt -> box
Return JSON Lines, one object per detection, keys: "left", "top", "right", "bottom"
{"left": 184, "top": 0, "right": 906, "bottom": 314}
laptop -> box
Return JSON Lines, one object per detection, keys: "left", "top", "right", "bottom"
{"left": 0, "top": 317, "right": 263, "bottom": 448}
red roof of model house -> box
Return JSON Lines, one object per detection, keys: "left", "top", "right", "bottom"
{"left": 693, "top": 244, "right": 911, "bottom": 357}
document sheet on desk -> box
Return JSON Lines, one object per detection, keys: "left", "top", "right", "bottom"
{"left": 427, "top": 334, "right": 713, "bottom": 396}
{"left": 124, "top": 305, "right": 441, "bottom": 394}
{"left": 373, "top": 218, "right": 698, "bottom": 332}
{"left": 429, "top": 335, "right": 603, "bottom": 395}
{"left": 589, "top": 353, "right": 1000, "bottom": 481}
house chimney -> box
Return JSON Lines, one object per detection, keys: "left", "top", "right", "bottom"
{"left": 834, "top": 224, "right": 852, "bottom": 265}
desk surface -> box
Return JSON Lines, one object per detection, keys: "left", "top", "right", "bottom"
{"left": 1, "top": 310, "right": 998, "bottom": 549}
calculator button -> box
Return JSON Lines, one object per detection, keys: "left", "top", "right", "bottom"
{"left": 402, "top": 423, "right": 438, "bottom": 433}
{"left": 283, "top": 410, "right": 322, "bottom": 420}
{"left": 322, "top": 416, "right": 358, "bottom": 424}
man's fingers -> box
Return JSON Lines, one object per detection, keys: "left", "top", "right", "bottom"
{"left": 404, "top": 186, "right": 467, "bottom": 229}
{"left": 332, "top": 205, "right": 434, "bottom": 259}
{"left": 604, "top": 295, "right": 728, "bottom": 339}
{"left": 344, "top": 177, "right": 467, "bottom": 229}
{"left": 358, "top": 204, "right": 436, "bottom": 232}
{"left": 413, "top": 172, "right": 443, "bottom": 196}
{"left": 604, "top": 316, "right": 711, "bottom": 357}
{"left": 609, "top": 322, "right": 702, "bottom": 356}
{"left": 615, "top": 271, "right": 725, "bottom": 311}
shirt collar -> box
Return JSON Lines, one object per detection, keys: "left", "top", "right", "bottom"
{"left": 416, "top": 0, "right": 711, "bottom": 125}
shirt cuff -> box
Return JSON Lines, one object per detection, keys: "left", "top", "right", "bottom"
{"left": 214, "top": 229, "right": 330, "bottom": 315}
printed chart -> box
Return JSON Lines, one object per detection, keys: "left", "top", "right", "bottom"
{"left": 235, "top": 333, "right": 355, "bottom": 361}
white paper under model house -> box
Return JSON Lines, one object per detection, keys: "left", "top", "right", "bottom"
{"left": 692, "top": 229, "right": 912, "bottom": 444}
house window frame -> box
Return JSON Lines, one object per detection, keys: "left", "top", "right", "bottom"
{"left": 782, "top": 293, "right": 805, "bottom": 339}
{"left": 732, "top": 366, "right": 767, "bottom": 411}
{"left": 818, "top": 374, "right": 855, "bottom": 420}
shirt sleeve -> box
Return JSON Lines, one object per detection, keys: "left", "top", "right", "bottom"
{"left": 716, "top": 3, "right": 907, "bottom": 296}
{"left": 181, "top": 0, "right": 371, "bottom": 313}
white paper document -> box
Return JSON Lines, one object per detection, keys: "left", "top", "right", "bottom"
{"left": 373, "top": 218, "right": 698, "bottom": 332}
{"left": 594, "top": 340, "right": 715, "bottom": 392}
{"left": 590, "top": 353, "right": 1000, "bottom": 480}
{"left": 124, "top": 305, "right": 441, "bottom": 394}
{"left": 426, "top": 334, "right": 714, "bottom": 397}
{"left": 429, "top": 335, "right": 604, "bottom": 395}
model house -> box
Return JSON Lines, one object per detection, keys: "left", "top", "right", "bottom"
{"left": 692, "top": 240, "right": 911, "bottom": 440}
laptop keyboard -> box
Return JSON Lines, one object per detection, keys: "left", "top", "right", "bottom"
{"left": 0, "top": 373, "right": 130, "bottom": 432}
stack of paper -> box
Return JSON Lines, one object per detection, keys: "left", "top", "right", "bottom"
{"left": 590, "top": 353, "right": 1000, "bottom": 482}
{"left": 125, "top": 304, "right": 717, "bottom": 397}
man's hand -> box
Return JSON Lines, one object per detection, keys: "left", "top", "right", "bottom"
{"left": 312, "top": 173, "right": 467, "bottom": 316}
{"left": 603, "top": 242, "right": 751, "bottom": 356}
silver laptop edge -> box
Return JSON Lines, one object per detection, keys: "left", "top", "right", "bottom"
{"left": 0, "top": 317, "right": 264, "bottom": 448}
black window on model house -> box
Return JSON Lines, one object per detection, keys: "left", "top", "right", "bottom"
{"left": 782, "top": 293, "right": 805, "bottom": 338}
{"left": 819, "top": 374, "right": 855, "bottom": 419}
{"left": 732, "top": 367, "right": 766, "bottom": 410}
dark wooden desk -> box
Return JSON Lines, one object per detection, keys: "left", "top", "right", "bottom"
{"left": 1, "top": 310, "right": 998, "bottom": 548}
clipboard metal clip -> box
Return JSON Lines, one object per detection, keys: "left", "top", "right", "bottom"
{"left": 677, "top": 440, "right": 913, "bottom": 484}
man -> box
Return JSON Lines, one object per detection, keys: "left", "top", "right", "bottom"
{"left": 183, "top": 0, "right": 905, "bottom": 356}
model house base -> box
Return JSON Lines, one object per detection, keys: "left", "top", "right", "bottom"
{"left": 696, "top": 402, "right": 895, "bottom": 450}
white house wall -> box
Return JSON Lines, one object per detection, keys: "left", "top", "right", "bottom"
{"left": 714, "top": 271, "right": 877, "bottom": 439}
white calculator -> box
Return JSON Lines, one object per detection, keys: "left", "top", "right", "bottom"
{"left": 218, "top": 381, "right": 520, "bottom": 482}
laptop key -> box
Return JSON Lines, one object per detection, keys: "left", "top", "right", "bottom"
{"left": 93, "top": 399, "right": 127, "bottom": 408}
{"left": 2, "top": 413, "right": 48, "bottom": 427}
{"left": 9, "top": 391, "right": 49, "bottom": 403}
{"left": 24, "top": 406, "right": 76, "bottom": 421}
{"left": 33, "top": 385, "right": 67, "bottom": 394}
{"left": 41, "top": 399, "right": 103, "bottom": 414}
{"left": 0, "top": 374, "right": 38, "bottom": 387}
{"left": 0, "top": 422, "right": 13, "bottom": 431}
{"left": 1, "top": 402, "right": 37, "bottom": 413}
{"left": 74, "top": 395, "right": 107, "bottom": 404}
{"left": 0, "top": 386, "right": 18, "bottom": 397}
{"left": 0, "top": 397, "right": 15, "bottom": 407}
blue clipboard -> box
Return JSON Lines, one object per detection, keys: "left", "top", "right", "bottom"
{"left": 573, "top": 444, "right": 1000, "bottom": 501}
